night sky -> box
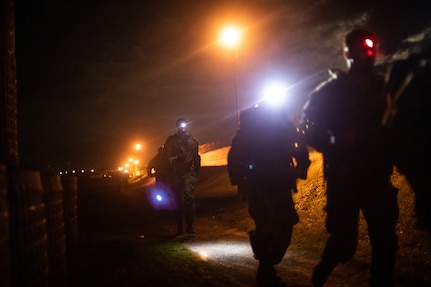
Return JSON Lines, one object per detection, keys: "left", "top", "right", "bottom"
{"left": 14, "top": 0, "right": 430, "bottom": 170}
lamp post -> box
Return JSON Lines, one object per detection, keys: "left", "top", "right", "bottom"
{"left": 133, "top": 143, "right": 142, "bottom": 176}
{"left": 221, "top": 27, "right": 241, "bottom": 128}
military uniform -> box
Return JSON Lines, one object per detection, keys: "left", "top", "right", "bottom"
{"left": 228, "top": 104, "right": 310, "bottom": 286}
{"left": 302, "top": 69, "right": 399, "bottom": 287}
{"left": 163, "top": 129, "right": 200, "bottom": 234}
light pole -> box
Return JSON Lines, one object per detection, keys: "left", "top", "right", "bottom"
{"left": 221, "top": 27, "right": 241, "bottom": 128}
{"left": 133, "top": 143, "right": 142, "bottom": 176}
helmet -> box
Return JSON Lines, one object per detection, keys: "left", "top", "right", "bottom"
{"left": 176, "top": 118, "right": 187, "bottom": 128}
{"left": 344, "top": 28, "right": 376, "bottom": 59}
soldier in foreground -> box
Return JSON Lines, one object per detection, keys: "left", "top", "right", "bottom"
{"left": 301, "top": 28, "right": 399, "bottom": 287}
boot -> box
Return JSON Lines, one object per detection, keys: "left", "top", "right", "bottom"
{"left": 311, "top": 260, "right": 337, "bottom": 287}
{"left": 176, "top": 222, "right": 184, "bottom": 235}
{"left": 256, "top": 262, "right": 286, "bottom": 287}
{"left": 186, "top": 224, "right": 196, "bottom": 234}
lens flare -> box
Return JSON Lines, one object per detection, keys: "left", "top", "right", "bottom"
{"left": 146, "top": 182, "right": 177, "bottom": 210}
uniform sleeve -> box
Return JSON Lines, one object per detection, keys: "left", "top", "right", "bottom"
{"left": 301, "top": 85, "right": 334, "bottom": 153}
{"left": 227, "top": 132, "right": 243, "bottom": 185}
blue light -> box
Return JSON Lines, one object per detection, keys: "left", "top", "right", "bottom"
{"left": 146, "top": 182, "right": 177, "bottom": 210}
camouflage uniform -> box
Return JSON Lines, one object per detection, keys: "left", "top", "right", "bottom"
{"left": 228, "top": 104, "right": 310, "bottom": 286}
{"left": 163, "top": 130, "right": 200, "bottom": 234}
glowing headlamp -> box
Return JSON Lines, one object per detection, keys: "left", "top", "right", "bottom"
{"left": 364, "top": 38, "right": 374, "bottom": 48}
{"left": 363, "top": 38, "right": 375, "bottom": 57}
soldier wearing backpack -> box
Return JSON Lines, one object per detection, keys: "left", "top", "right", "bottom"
{"left": 228, "top": 101, "right": 310, "bottom": 287}
{"left": 163, "top": 118, "right": 201, "bottom": 235}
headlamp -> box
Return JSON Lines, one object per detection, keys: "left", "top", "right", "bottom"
{"left": 363, "top": 38, "right": 375, "bottom": 57}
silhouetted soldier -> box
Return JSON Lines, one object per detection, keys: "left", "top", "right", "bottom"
{"left": 228, "top": 100, "right": 310, "bottom": 287}
{"left": 301, "top": 28, "right": 399, "bottom": 287}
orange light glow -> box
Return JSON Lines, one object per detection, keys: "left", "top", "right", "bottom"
{"left": 220, "top": 27, "right": 240, "bottom": 47}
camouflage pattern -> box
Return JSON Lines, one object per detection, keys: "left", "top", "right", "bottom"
{"left": 163, "top": 132, "right": 200, "bottom": 176}
{"left": 163, "top": 130, "right": 200, "bottom": 233}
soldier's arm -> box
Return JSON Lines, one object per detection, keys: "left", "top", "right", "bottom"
{"left": 227, "top": 132, "right": 244, "bottom": 185}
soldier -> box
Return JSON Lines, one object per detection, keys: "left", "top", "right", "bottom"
{"left": 228, "top": 101, "right": 310, "bottom": 287}
{"left": 163, "top": 118, "right": 201, "bottom": 235}
{"left": 301, "top": 28, "right": 399, "bottom": 287}
{"left": 147, "top": 146, "right": 170, "bottom": 184}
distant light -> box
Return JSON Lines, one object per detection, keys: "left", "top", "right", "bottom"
{"left": 135, "top": 144, "right": 142, "bottom": 150}
{"left": 156, "top": 194, "right": 162, "bottom": 201}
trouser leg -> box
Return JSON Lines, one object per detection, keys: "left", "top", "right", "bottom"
{"left": 363, "top": 185, "right": 399, "bottom": 287}
{"left": 312, "top": 199, "right": 359, "bottom": 287}
{"left": 183, "top": 173, "right": 196, "bottom": 233}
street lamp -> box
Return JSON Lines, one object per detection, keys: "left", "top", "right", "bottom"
{"left": 221, "top": 27, "right": 241, "bottom": 127}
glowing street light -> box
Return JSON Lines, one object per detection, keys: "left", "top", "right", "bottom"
{"left": 220, "top": 27, "right": 241, "bottom": 127}
{"left": 221, "top": 28, "right": 240, "bottom": 47}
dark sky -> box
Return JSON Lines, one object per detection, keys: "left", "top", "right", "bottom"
{"left": 14, "top": 0, "right": 430, "bottom": 170}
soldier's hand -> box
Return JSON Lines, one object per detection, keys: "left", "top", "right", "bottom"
{"left": 295, "top": 168, "right": 308, "bottom": 180}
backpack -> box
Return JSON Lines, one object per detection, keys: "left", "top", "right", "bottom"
{"left": 228, "top": 106, "right": 298, "bottom": 182}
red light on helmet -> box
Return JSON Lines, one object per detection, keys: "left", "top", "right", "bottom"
{"left": 363, "top": 38, "right": 375, "bottom": 57}
{"left": 364, "top": 38, "right": 374, "bottom": 48}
